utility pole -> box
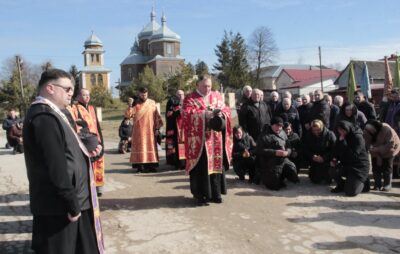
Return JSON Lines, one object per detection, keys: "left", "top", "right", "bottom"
{"left": 15, "top": 55, "right": 26, "bottom": 116}
{"left": 319, "top": 46, "right": 323, "bottom": 92}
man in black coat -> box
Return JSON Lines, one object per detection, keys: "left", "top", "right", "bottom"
{"left": 256, "top": 117, "right": 299, "bottom": 190}
{"left": 309, "top": 89, "right": 331, "bottom": 127}
{"left": 298, "top": 94, "right": 313, "bottom": 133}
{"left": 236, "top": 85, "right": 252, "bottom": 115}
{"left": 274, "top": 97, "right": 302, "bottom": 137}
{"left": 354, "top": 91, "right": 377, "bottom": 121}
{"left": 266, "top": 91, "right": 280, "bottom": 115}
{"left": 325, "top": 94, "right": 340, "bottom": 130}
{"left": 23, "top": 69, "right": 103, "bottom": 254}
{"left": 239, "top": 88, "right": 272, "bottom": 141}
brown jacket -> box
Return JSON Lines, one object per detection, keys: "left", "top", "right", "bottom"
{"left": 363, "top": 123, "right": 400, "bottom": 159}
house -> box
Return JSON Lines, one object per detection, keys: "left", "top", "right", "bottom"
{"left": 257, "top": 64, "right": 326, "bottom": 92}
{"left": 119, "top": 9, "right": 184, "bottom": 89}
{"left": 276, "top": 68, "right": 339, "bottom": 96}
{"left": 333, "top": 60, "right": 397, "bottom": 104}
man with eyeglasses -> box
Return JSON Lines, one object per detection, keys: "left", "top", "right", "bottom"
{"left": 23, "top": 69, "right": 104, "bottom": 254}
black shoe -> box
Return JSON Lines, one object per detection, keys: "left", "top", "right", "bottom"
{"left": 238, "top": 175, "right": 245, "bottom": 181}
{"left": 362, "top": 179, "right": 370, "bottom": 193}
{"left": 137, "top": 165, "right": 145, "bottom": 173}
{"left": 195, "top": 198, "right": 209, "bottom": 206}
{"left": 331, "top": 186, "right": 344, "bottom": 193}
{"left": 211, "top": 197, "right": 223, "bottom": 204}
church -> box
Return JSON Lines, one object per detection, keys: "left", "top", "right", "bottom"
{"left": 119, "top": 9, "right": 184, "bottom": 88}
{"left": 79, "top": 32, "right": 112, "bottom": 91}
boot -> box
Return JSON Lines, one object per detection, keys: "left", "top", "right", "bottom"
{"left": 372, "top": 172, "right": 382, "bottom": 190}
{"left": 382, "top": 173, "right": 392, "bottom": 191}
{"left": 362, "top": 178, "right": 370, "bottom": 193}
{"left": 331, "top": 184, "right": 344, "bottom": 193}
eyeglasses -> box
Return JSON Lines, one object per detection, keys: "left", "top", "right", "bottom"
{"left": 52, "top": 83, "right": 73, "bottom": 93}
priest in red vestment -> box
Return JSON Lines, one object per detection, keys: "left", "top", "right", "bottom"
{"left": 183, "top": 74, "right": 233, "bottom": 206}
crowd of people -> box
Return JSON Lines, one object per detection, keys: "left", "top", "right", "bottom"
{"left": 234, "top": 86, "right": 400, "bottom": 196}
{"left": 119, "top": 80, "right": 400, "bottom": 202}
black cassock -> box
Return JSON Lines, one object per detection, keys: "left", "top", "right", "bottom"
{"left": 165, "top": 97, "right": 185, "bottom": 169}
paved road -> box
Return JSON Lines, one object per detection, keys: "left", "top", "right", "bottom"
{"left": 1, "top": 131, "right": 400, "bottom": 253}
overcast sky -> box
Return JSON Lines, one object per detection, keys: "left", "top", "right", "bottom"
{"left": 1, "top": 0, "right": 399, "bottom": 92}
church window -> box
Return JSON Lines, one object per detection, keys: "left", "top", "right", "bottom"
{"left": 91, "top": 54, "right": 94, "bottom": 63}
{"left": 98, "top": 74, "right": 103, "bottom": 86}
{"left": 90, "top": 74, "right": 96, "bottom": 86}
{"left": 128, "top": 68, "right": 132, "bottom": 79}
{"left": 166, "top": 43, "right": 173, "bottom": 56}
{"left": 96, "top": 54, "right": 100, "bottom": 63}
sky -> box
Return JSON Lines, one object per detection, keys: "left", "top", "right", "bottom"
{"left": 1, "top": 0, "right": 400, "bottom": 94}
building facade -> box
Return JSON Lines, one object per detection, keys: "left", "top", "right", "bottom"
{"left": 119, "top": 9, "right": 184, "bottom": 88}
{"left": 277, "top": 69, "right": 339, "bottom": 96}
{"left": 79, "top": 32, "right": 111, "bottom": 91}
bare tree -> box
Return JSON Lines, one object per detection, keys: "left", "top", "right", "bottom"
{"left": 248, "top": 26, "right": 278, "bottom": 87}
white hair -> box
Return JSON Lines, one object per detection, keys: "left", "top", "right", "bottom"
{"left": 334, "top": 95, "right": 344, "bottom": 106}
{"left": 242, "top": 85, "right": 252, "bottom": 93}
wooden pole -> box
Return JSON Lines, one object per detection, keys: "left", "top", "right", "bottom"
{"left": 319, "top": 46, "right": 323, "bottom": 92}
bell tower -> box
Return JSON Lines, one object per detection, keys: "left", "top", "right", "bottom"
{"left": 79, "top": 31, "right": 111, "bottom": 91}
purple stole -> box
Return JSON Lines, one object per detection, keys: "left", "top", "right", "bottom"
{"left": 32, "top": 97, "right": 104, "bottom": 254}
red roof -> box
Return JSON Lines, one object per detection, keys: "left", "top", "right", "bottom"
{"left": 284, "top": 69, "right": 339, "bottom": 82}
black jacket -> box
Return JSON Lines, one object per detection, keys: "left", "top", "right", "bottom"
{"left": 256, "top": 126, "right": 291, "bottom": 166}
{"left": 274, "top": 105, "right": 302, "bottom": 137}
{"left": 355, "top": 101, "right": 376, "bottom": 121}
{"left": 267, "top": 100, "right": 280, "bottom": 115}
{"left": 309, "top": 99, "right": 331, "bottom": 127}
{"left": 333, "top": 121, "right": 369, "bottom": 181}
{"left": 239, "top": 101, "right": 272, "bottom": 140}
{"left": 119, "top": 120, "right": 132, "bottom": 140}
{"left": 329, "top": 104, "right": 340, "bottom": 130}
{"left": 303, "top": 127, "right": 336, "bottom": 163}
{"left": 232, "top": 132, "right": 256, "bottom": 160}
{"left": 23, "top": 104, "right": 90, "bottom": 217}
{"left": 298, "top": 103, "right": 313, "bottom": 130}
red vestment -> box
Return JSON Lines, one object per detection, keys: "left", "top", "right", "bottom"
{"left": 183, "top": 90, "right": 233, "bottom": 174}
{"left": 125, "top": 99, "right": 163, "bottom": 164}
{"left": 70, "top": 104, "right": 105, "bottom": 187}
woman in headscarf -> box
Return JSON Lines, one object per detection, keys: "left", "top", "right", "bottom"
{"left": 363, "top": 120, "right": 400, "bottom": 191}
{"left": 330, "top": 120, "right": 370, "bottom": 196}
{"left": 334, "top": 102, "right": 367, "bottom": 131}
{"left": 303, "top": 119, "right": 336, "bottom": 184}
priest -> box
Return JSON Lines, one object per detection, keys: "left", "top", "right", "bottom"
{"left": 183, "top": 74, "right": 233, "bottom": 206}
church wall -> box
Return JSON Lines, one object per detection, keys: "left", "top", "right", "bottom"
{"left": 82, "top": 72, "right": 110, "bottom": 91}
{"left": 150, "top": 41, "right": 164, "bottom": 56}
{"left": 174, "top": 42, "right": 180, "bottom": 56}
{"left": 154, "top": 59, "right": 183, "bottom": 77}
{"left": 139, "top": 39, "right": 149, "bottom": 55}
